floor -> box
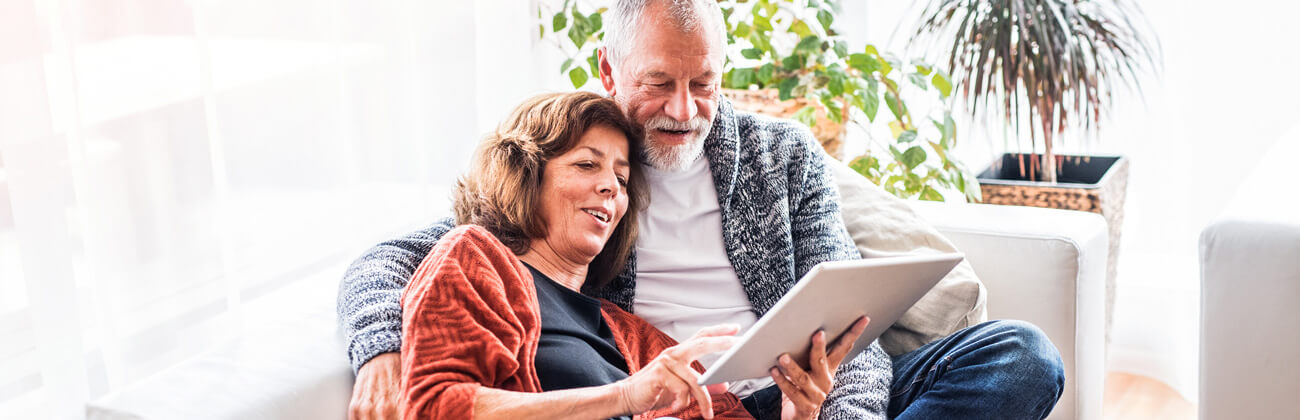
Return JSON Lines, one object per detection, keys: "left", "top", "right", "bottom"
{"left": 1103, "top": 372, "right": 1196, "bottom": 420}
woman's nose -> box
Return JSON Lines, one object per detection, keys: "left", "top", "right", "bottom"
{"left": 596, "top": 171, "right": 617, "bottom": 195}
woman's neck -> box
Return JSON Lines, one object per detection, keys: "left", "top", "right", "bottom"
{"left": 518, "top": 240, "right": 588, "bottom": 292}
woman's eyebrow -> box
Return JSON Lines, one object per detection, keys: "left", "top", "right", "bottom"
{"left": 580, "top": 146, "right": 629, "bottom": 168}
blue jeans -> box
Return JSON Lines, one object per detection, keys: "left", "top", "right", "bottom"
{"left": 889, "top": 320, "right": 1065, "bottom": 419}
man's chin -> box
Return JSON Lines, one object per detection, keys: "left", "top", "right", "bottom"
{"left": 649, "top": 129, "right": 695, "bottom": 146}
{"left": 643, "top": 140, "right": 705, "bottom": 172}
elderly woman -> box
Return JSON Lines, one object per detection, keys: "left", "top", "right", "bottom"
{"left": 399, "top": 92, "right": 864, "bottom": 420}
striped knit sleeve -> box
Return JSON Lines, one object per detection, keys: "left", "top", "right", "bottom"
{"left": 337, "top": 217, "right": 457, "bottom": 373}
{"left": 819, "top": 341, "right": 891, "bottom": 420}
{"left": 783, "top": 122, "right": 860, "bottom": 278}
{"left": 780, "top": 122, "right": 890, "bottom": 419}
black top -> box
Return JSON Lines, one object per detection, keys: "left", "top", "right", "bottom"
{"left": 527, "top": 263, "right": 631, "bottom": 397}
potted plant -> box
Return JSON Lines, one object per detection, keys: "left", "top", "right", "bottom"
{"left": 903, "top": 0, "right": 1160, "bottom": 340}
{"left": 538, "top": 0, "right": 981, "bottom": 203}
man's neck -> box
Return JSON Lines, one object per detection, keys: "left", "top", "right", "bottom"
{"left": 518, "top": 241, "right": 588, "bottom": 292}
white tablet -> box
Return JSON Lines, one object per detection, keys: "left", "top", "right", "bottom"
{"left": 698, "top": 253, "right": 964, "bottom": 385}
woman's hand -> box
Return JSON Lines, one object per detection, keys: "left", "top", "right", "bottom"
{"left": 772, "top": 316, "right": 870, "bottom": 420}
{"left": 612, "top": 324, "right": 740, "bottom": 419}
{"left": 349, "top": 352, "right": 402, "bottom": 420}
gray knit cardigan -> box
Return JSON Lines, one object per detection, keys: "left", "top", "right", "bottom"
{"left": 337, "top": 98, "right": 890, "bottom": 419}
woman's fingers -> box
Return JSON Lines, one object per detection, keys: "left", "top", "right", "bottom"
{"left": 661, "top": 357, "right": 714, "bottom": 419}
{"left": 664, "top": 335, "right": 738, "bottom": 366}
{"left": 827, "top": 316, "right": 870, "bottom": 366}
{"left": 690, "top": 323, "right": 741, "bottom": 339}
{"left": 634, "top": 324, "right": 743, "bottom": 418}
{"left": 651, "top": 363, "right": 695, "bottom": 412}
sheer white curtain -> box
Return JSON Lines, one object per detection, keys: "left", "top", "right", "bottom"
{"left": 0, "top": 0, "right": 550, "bottom": 418}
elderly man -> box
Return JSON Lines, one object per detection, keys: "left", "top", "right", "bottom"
{"left": 340, "top": 0, "right": 1064, "bottom": 419}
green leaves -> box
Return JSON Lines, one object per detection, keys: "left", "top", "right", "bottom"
{"left": 757, "top": 63, "right": 776, "bottom": 85}
{"left": 792, "top": 105, "right": 818, "bottom": 127}
{"left": 538, "top": 1, "right": 979, "bottom": 203}
{"left": 848, "top": 53, "right": 880, "bottom": 74}
{"left": 734, "top": 21, "right": 752, "bottom": 38}
{"left": 885, "top": 90, "right": 906, "bottom": 121}
{"left": 817, "top": 10, "right": 834, "bottom": 30}
{"left": 931, "top": 71, "right": 953, "bottom": 98}
{"left": 898, "top": 129, "right": 918, "bottom": 144}
{"left": 858, "top": 77, "right": 879, "bottom": 121}
{"left": 566, "top": 10, "right": 601, "bottom": 48}
{"left": 781, "top": 55, "right": 805, "bottom": 71}
{"left": 908, "top": 73, "right": 928, "bottom": 90}
{"left": 789, "top": 20, "right": 813, "bottom": 38}
{"left": 920, "top": 186, "right": 944, "bottom": 201}
{"left": 777, "top": 77, "right": 800, "bottom": 101}
{"left": 552, "top": 12, "right": 567, "bottom": 32}
{"left": 900, "top": 145, "right": 927, "bottom": 168}
{"left": 729, "top": 67, "right": 756, "bottom": 89}
{"left": 795, "top": 35, "right": 822, "bottom": 53}
{"left": 568, "top": 67, "right": 588, "bottom": 88}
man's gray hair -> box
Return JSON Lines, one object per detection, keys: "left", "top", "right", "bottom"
{"left": 603, "top": 0, "right": 727, "bottom": 67}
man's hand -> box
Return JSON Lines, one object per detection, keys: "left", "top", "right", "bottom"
{"left": 772, "top": 316, "right": 870, "bottom": 420}
{"left": 350, "top": 352, "right": 402, "bottom": 420}
{"left": 613, "top": 324, "right": 739, "bottom": 419}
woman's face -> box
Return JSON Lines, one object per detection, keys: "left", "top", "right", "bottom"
{"left": 535, "top": 124, "right": 632, "bottom": 263}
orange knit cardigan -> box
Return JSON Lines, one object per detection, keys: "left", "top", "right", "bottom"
{"left": 399, "top": 225, "right": 752, "bottom": 420}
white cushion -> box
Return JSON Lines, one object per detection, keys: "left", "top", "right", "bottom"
{"left": 828, "top": 158, "right": 988, "bottom": 355}
{"left": 86, "top": 308, "right": 353, "bottom": 420}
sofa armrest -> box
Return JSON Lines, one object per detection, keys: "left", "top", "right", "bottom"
{"left": 86, "top": 308, "right": 353, "bottom": 420}
{"left": 1199, "top": 218, "right": 1300, "bottom": 420}
{"left": 908, "top": 201, "right": 1108, "bottom": 420}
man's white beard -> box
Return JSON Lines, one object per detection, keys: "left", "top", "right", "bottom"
{"left": 642, "top": 115, "right": 712, "bottom": 172}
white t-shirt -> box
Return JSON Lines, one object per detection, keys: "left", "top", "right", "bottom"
{"left": 633, "top": 156, "right": 775, "bottom": 397}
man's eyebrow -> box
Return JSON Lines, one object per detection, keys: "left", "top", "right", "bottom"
{"left": 642, "top": 70, "right": 717, "bottom": 80}
{"left": 643, "top": 71, "right": 672, "bottom": 80}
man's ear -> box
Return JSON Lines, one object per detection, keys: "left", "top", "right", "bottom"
{"left": 598, "top": 47, "right": 617, "bottom": 96}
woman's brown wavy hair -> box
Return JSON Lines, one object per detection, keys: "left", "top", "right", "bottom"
{"left": 452, "top": 91, "right": 647, "bottom": 289}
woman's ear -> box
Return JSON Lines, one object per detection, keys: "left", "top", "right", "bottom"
{"left": 598, "top": 47, "right": 617, "bottom": 96}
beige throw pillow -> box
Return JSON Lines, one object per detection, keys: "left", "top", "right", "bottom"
{"left": 828, "top": 158, "right": 988, "bottom": 356}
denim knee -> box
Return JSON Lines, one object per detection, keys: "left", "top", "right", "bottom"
{"left": 986, "top": 320, "right": 1065, "bottom": 394}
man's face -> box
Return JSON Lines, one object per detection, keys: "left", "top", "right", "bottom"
{"left": 599, "top": 9, "right": 723, "bottom": 172}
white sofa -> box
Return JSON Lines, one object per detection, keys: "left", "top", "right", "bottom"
{"left": 1197, "top": 131, "right": 1300, "bottom": 420}
{"left": 87, "top": 202, "right": 1108, "bottom": 420}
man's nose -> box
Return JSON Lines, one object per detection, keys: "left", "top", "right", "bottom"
{"left": 663, "top": 85, "right": 697, "bottom": 122}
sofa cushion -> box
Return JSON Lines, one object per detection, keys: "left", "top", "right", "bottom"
{"left": 86, "top": 306, "right": 353, "bottom": 420}
{"left": 828, "top": 158, "right": 988, "bottom": 355}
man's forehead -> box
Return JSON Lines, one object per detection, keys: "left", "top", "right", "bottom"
{"left": 626, "top": 50, "right": 722, "bottom": 79}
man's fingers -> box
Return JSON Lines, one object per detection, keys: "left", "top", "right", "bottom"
{"left": 770, "top": 366, "right": 813, "bottom": 409}
{"left": 827, "top": 316, "right": 870, "bottom": 365}
{"left": 778, "top": 354, "right": 814, "bottom": 391}
{"left": 809, "top": 330, "right": 832, "bottom": 390}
